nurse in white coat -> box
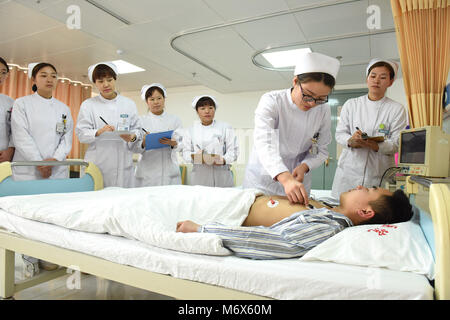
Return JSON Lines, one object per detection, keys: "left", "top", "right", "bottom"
{"left": 331, "top": 59, "right": 408, "bottom": 198}
{"left": 0, "top": 57, "right": 15, "bottom": 163}
{"left": 134, "top": 83, "right": 183, "bottom": 186}
{"left": 243, "top": 52, "right": 340, "bottom": 204}
{"left": 182, "top": 95, "right": 239, "bottom": 187}
{"left": 76, "top": 62, "right": 141, "bottom": 188}
{"left": 11, "top": 62, "right": 73, "bottom": 180}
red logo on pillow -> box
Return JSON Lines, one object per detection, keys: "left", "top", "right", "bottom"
{"left": 367, "top": 224, "right": 398, "bottom": 236}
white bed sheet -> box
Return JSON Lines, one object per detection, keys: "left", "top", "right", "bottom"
{"left": 0, "top": 209, "right": 433, "bottom": 300}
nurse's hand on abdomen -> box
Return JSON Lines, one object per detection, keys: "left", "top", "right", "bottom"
{"left": 276, "top": 172, "right": 308, "bottom": 205}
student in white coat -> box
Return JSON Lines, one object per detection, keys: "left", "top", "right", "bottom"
{"left": 243, "top": 52, "right": 340, "bottom": 204}
{"left": 0, "top": 57, "right": 15, "bottom": 163}
{"left": 134, "top": 83, "right": 183, "bottom": 186}
{"left": 331, "top": 59, "right": 408, "bottom": 199}
{"left": 75, "top": 62, "right": 141, "bottom": 188}
{"left": 11, "top": 62, "right": 73, "bottom": 181}
{"left": 182, "top": 95, "right": 239, "bottom": 187}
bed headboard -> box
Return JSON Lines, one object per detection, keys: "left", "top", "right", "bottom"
{"left": 0, "top": 161, "right": 103, "bottom": 196}
{"left": 407, "top": 177, "right": 450, "bottom": 300}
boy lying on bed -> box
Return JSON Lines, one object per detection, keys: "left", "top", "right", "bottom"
{"left": 176, "top": 186, "right": 413, "bottom": 259}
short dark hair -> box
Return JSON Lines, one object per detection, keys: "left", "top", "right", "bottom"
{"left": 31, "top": 62, "right": 57, "bottom": 92}
{"left": 367, "top": 62, "right": 395, "bottom": 80}
{"left": 195, "top": 96, "right": 216, "bottom": 110}
{"left": 0, "top": 57, "right": 9, "bottom": 73}
{"left": 297, "top": 72, "right": 336, "bottom": 89}
{"left": 92, "top": 64, "right": 117, "bottom": 82}
{"left": 145, "top": 86, "right": 165, "bottom": 101}
{"left": 366, "top": 189, "right": 413, "bottom": 225}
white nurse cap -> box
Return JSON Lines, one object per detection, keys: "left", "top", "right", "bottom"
{"left": 294, "top": 52, "right": 340, "bottom": 79}
{"left": 192, "top": 95, "right": 218, "bottom": 109}
{"left": 27, "top": 62, "right": 39, "bottom": 79}
{"left": 366, "top": 58, "right": 399, "bottom": 80}
{"left": 87, "top": 61, "right": 118, "bottom": 82}
{"left": 141, "top": 83, "right": 167, "bottom": 101}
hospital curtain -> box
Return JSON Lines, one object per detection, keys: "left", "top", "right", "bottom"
{"left": 0, "top": 65, "right": 92, "bottom": 160}
{"left": 391, "top": 0, "right": 450, "bottom": 128}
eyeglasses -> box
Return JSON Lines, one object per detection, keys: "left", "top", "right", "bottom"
{"left": 298, "top": 83, "right": 328, "bottom": 105}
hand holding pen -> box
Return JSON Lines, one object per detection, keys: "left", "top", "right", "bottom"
{"left": 347, "top": 126, "right": 364, "bottom": 148}
{"left": 95, "top": 116, "right": 115, "bottom": 137}
{"left": 355, "top": 127, "right": 368, "bottom": 140}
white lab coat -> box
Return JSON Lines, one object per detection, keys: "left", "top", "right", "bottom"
{"left": 75, "top": 94, "right": 141, "bottom": 188}
{"left": 331, "top": 95, "right": 408, "bottom": 198}
{"left": 243, "top": 89, "right": 331, "bottom": 196}
{"left": 134, "top": 111, "right": 183, "bottom": 187}
{"left": 182, "top": 120, "right": 239, "bottom": 187}
{"left": 0, "top": 93, "right": 14, "bottom": 151}
{"left": 11, "top": 93, "right": 73, "bottom": 180}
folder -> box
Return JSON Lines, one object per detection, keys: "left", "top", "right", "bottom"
{"left": 145, "top": 130, "right": 174, "bottom": 150}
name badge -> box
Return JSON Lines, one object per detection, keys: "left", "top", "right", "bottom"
{"left": 117, "top": 113, "right": 130, "bottom": 131}
{"left": 56, "top": 122, "right": 66, "bottom": 133}
{"left": 56, "top": 114, "right": 67, "bottom": 134}
{"left": 310, "top": 132, "right": 320, "bottom": 155}
{"left": 378, "top": 123, "right": 390, "bottom": 137}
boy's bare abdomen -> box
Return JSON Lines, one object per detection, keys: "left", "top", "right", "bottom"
{"left": 243, "top": 196, "right": 325, "bottom": 227}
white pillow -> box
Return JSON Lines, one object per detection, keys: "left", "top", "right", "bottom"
{"left": 300, "top": 221, "right": 435, "bottom": 280}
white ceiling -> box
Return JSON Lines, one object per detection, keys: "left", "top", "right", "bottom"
{"left": 0, "top": 0, "right": 401, "bottom": 93}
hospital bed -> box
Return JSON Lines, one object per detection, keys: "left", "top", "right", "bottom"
{"left": 0, "top": 163, "right": 448, "bottom": 300}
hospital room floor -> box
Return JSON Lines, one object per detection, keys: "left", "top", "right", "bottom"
{"left": 12, "top": 254, "right": 174, "bottom": 300}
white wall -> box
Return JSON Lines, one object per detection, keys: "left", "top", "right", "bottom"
{"left": 117, "top": 78, "right": 409, "bottom": 185}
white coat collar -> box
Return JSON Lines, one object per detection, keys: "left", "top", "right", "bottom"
{"left": 33, "top": 92, "right": 55, "bottom": 104}
{"left": 365, "top": 94, "right": 387, "bottom": 108}
{"left": 286, "top": 88, "right": 302, "bottom": 111}
{"left": 148, "top": 110, "right": 166, "bottom": 118}
{"left": 198, "top": 119, "right": 216, "bottom": 127}
{"left": 98, "top": 92, "right": 119, "bottom": 103}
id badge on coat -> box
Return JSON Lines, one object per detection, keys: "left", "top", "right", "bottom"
{"left": 56, "top": 114, "right": 67, "bottom": 134}
{"left": 309, "top": 132, "right": 319, "bottom": 155}
{"left": 377, "top": 123, "right": 390, "bottom": 138}
{"left": 118, "top": 114, "right": 130, "bottom": 131}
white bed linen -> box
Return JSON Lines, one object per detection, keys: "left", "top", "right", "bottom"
{"left": 0, "top": 209, "right": 433, "bottom": 300}
{"left": 0, "top": 186, "right": 261, "bottom": 256}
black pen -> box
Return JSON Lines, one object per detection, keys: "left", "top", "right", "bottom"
{"left": 142, "top": 128, "right": 149, "bottom": 134}
{"left": 307, "top": 204, "right": 314, "bottom": 209}
{"left": 356, "top": 127, "right": 368, "bottom": 139}
{"left": 99, "top": 116, "right": 109, "bottom": 125}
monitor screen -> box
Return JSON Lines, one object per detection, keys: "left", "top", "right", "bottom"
{"left": 400, "top": 130, "right": 426, "bottom": 164}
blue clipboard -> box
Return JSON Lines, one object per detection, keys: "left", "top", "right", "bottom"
{"left": 145, "top": 130, "right": 174, "bottom": 150}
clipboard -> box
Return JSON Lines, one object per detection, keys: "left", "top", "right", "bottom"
{"left": 98, "top": 130, "right": 134, "bottom": 141}
{"left": 363, "top": 136, "right": 385, "bottom": 143}
{"left": 145, "top": 130, "right": 174, "bottom": 150}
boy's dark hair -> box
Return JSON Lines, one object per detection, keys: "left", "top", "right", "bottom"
{"left": 31, "top": 62, "right": 57, "bottom": 92}
{"left": 367, "top": 61, "right": 395, "bottom": 80}
{"left": 145, "top": 86, "right": 165, "bottom": 101}
{"left": 0, "top": 57, "right": 9, "bottom": 73}
{"left": 366, "top": 189, "right": 413, "bottom": 224}
{"left": 297, "top": 72, "right": 336, "bottom": 89}
{"left": 92, "top": 64, "right": 117, "bottom": 82}
{"left": 195, "top": 96, "right": 216, "bottom": 111}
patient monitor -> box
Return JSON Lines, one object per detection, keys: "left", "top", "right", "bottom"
{"left": 398, "top": 126, "right": 450, "bottom": 177}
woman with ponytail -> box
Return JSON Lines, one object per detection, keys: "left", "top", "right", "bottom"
{"left": 10, "top": 62, "right": 73, "bottom": 180}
